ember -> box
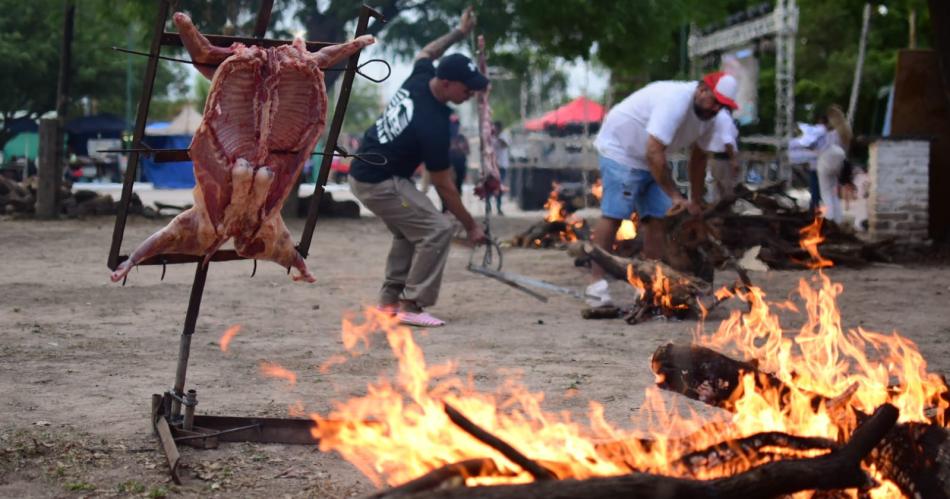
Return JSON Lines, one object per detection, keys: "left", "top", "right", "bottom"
{"left": 259, "top": 361, "right": 297, "bottom": 385}
{"left": 219, "top": 324, "right": 241, "bottom": 352}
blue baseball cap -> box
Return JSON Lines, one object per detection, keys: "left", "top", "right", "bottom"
{"left": 436, "top": 53, "right": 489, "bottom": 91}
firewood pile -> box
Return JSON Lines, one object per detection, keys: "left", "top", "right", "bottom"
{"left": 365, "top": 404, "right": 905, "bottom": 499}
{"left": 569, "top": 242, "right": 720, "bottom": 324}
{"left": 354, "top": 276, "right": 950, "bottom": 499}
{"left": 651, "top": 342, "right": 950, "bottom": 498}
{"left": 519, "top": 180, "right": 893, "bottom": 273}
{"left": 684, "top": 182, "right": 895, "bottom": 271}
{"left": 510, "top": 182, "right": 591, "bottom": 248}
{"left": 0, "top": 175, "right": 156, "bottom": 218}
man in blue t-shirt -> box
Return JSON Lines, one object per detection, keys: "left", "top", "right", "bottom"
{"left": 349, "top": 7, "right": 487, "bottom": 328}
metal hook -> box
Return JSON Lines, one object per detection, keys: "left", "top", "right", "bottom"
{"left": 351, "top": 152, "right": 387, "bottom": 166}
{"left": 357, "top": 59, "right": 391, "bottom": 83}
{"left": 311, "top": 149, "right": 388, "bottom": 166}
{"left": 323, "top": 58, "right": 391, "bottom": 83}
{"left": 251, "top": 259, "right": 257, "bottom": 278}
{"left": 160, "top": 259, "right": 167, "bottom": 281}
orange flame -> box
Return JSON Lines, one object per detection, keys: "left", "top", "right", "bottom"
{"left": 310, "top": 277, "right": 948, "bottom": 494}
{"left": 626, "top": 264, "right": 690, "bottom": 312}
{"left": 260, "top": 361, "right": 297, "bottom": 385}
{"left": 798, "top": 216, "right": 834, "bottom": 269}
{"left": 590, "top": 179, "right": 603, "bottom": 201}
{"left": 538, "top": 182, "right": 583, "bottom": 244}
{"left": 219, "top": 324, "right": 241, "bottom": 352}
{"left": 615, "top": 214, "right": 638, "bottom": 241}
{"left": 543, "top": 182, "right": 565, "bottom": 223}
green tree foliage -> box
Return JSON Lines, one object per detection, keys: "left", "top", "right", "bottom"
{"left": 0, "top": 0, "right": 188, "bottom": 147}
{"left": 794, "top": 0, "right": 930, "bottom": 135}
{"left": 5, "top": 0, "right": 929, "bottom": 150}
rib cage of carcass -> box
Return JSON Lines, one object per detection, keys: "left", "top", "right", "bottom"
{"left": 111, "top": 13, "right": 374, "bottom": 283}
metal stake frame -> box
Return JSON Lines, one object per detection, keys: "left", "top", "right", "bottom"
{"left": 106, "top": 1, "right": 384, "bottom": 484}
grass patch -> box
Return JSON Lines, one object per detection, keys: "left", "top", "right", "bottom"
{"left": 117, "top": 480, "right": 147, "bottom": 494}
{"left": 65, "top": 481, "right": 96, "bottom": 491}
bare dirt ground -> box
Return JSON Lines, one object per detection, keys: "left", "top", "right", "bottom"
{"left": 1, "top": 213, "right": 949, "bottom": 498}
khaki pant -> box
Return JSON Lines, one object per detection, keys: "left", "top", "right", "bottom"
{"left": 350, "top": 176, "right": 454, "bottom": 308}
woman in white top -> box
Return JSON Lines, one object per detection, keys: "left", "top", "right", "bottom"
{"left": 815, "top": 105, "right": 852, "bottom": 223}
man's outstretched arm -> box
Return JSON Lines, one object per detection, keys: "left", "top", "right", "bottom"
{"left": 415, "top": 7, "right": 475, "bottom": 61}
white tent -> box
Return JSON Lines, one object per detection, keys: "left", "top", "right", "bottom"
{"left": 146, "top": 106, "right": 203, "bottom": 135}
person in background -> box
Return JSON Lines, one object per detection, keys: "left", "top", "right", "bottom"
{"left": 789, "top": 116, "right": 828, "bottom": 213}
{"left": 347, "top": 7, "right": 487, "bottom": 327}
{"left": 815, "top": 105, "right": 852, "bottom": 224}
{"left": 706, "top": 109, "right": 740, "bottom": 203}
{"left": 586, "top": 71, "right": 739, "bottom": 307}
{"left": 491, "top": 121, "right": 510, "bottom": 215}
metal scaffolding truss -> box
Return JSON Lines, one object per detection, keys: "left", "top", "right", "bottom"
{"left": 688, "top": 0, "right": 799, "bottom": 143}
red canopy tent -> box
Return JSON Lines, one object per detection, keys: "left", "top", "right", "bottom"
{"left": 523, "top": 96, "right": 605, "bottom": 131}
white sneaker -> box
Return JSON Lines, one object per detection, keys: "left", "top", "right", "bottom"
{"left": 585, "top": 279, "right": 613, "bottom": 307}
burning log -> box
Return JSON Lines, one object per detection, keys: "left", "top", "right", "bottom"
{"left": 364, "top": 459, "right": 505, "bottom": 499}
{"left": 650, "top": 343, "right": 832, "bottom": 413}
{"left": 510, "top": 182, "right": 589, "bottom": 248}
{"left": 511, "top": 219, "right": 588, "bottom": 248}
{"left": 570, "top": 243, "right": 710, "bottom": 291}
{"left": 366, "top": 404, "right": 899, "bottom": 499}
{"left": 651, "top": 343, "right": 950, "bottom": 498}
{"left": 443, "top": 403, "right": 556, "bottom": 481}
{"left": 570, "top": 242, "right": 717, "bottom": 322}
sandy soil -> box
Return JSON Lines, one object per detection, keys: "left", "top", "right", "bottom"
{"left": 1, "top": 212, "right": 949, "bottom": 498}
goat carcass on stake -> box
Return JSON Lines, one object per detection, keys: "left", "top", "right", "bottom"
{"left": 111, "top": 13, "right": 374, "bottom": 283}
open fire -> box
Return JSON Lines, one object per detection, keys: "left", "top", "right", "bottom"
{"left": 299, "top": 273, "right": 948, "bottom": 497}
{"left": 542, "top": 181, "right": 585, "bottom": 244}
{"left": 513, "top": 182, "right": 588, "bottom": 248}
{"left": 798, "top": 215, "right": 834, "bottom": 269}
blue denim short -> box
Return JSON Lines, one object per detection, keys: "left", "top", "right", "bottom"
{"left": 598, "top": 155, "right": 671, "bottom": 220}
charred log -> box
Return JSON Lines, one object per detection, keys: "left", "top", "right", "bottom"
{"left": 511, "top": 220, "right": 587, "bottom": 248}
{"left": 366, "top": 404, "right": 898, "bottom": 499}
{"left": 650, "top": 342, "right": 830, "bottom": 413}
{"left": 364, "top": 459, "right": 504, "bottom": 499}
{"left": 443, "top": 403, "right": 556, "bottom": 481}
{"left": 651, "top": 343, "right": 950, "bottom": 498}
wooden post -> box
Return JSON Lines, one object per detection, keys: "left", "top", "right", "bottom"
{"left": 846, "top": 3, "right": 872, "bottom": 126}
{"left": 36, "top": 119, "right": 61, "bottom": 218}
{"left": 37, "top": 0, "right": 75, "bottom": 219}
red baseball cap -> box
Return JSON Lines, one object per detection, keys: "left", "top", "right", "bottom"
{"left": 703, "top": 71, "right": 739, "bottom": 111}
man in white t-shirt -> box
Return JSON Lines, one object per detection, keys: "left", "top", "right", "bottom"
{"left": 586, "top": 71, "right": 739, "bottom": 306}
{"left": 707, "top": 109, "right": 740, "bottom": 203}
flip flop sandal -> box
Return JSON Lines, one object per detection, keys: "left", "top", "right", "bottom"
{"left": 397, "top": 311, "right": 446, "bottom": 327}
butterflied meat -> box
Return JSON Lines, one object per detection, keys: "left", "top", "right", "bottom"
{"left": 473, "top": 35, "right": 502, "bottom": 200}
{"left": 111, "top": 13, "right": 373, "bottom": 283}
